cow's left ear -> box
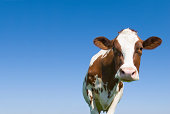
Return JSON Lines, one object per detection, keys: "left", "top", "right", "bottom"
{"left": 143, "top": 36, "right": 162, "bottom": 49}
{"left": 94, "top": 37, "right": 113, "bottom": 50}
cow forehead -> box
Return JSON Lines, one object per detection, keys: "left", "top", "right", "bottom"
{"left": 117, "top": 28, "right": 139, "bottom": 52}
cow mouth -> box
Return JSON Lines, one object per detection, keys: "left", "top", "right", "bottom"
{"left": 120, "top": 78, "right": 134, "bottom": 82}
{"left": 120, "top": 75, "right": 139, "bottom": 82}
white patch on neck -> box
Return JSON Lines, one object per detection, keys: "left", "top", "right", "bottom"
{"left": 117, "top": 28, "right": 139, "bottom": 69}
{"left": 90, "top": 49, "right": 111, "bottom": 66}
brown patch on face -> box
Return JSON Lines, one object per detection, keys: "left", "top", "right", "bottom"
{"left": 112, "top": 40, "right": 124, "bottom": 71}
{"left": 113, "top": 39, "right": 122, "bottom": 52}
{"left": 133, "top": 40, "right": 143, "bottom": 72}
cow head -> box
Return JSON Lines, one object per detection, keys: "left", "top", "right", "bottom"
{"left": 93, "top": 28, "right": 162, "bottom": 82}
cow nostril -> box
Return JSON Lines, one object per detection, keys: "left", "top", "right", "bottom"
{"left": 120, "top": 69, "right": 125, "bottom": 74}
{"left": 132, "top": 71, "right": 136, "bottom": 75}
{"left": 120, "top": 68, "right": 136, "bottom": 76}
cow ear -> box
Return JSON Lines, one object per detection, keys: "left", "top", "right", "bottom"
{"left": 94, "top": 37, "right": 112, "bottom": 50}
{"left": 143, "top": 36, "right": 162, "bottom": 50}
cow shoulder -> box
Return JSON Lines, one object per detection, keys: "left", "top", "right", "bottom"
{"left": 86, "top": 54, "right": 102, "bottom": 86}
{"left": 86, "top": 49, "right": 116, "bottom": 87}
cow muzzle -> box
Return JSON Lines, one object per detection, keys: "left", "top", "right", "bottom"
{"left": 118, "top": 67, "right": 139, "bottom": 82}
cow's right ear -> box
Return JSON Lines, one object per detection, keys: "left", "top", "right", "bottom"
{"left": 93, "top": 37, "right": 112, "bottom": 50}
{"left": 143, "top": 36, "right": 162, "bottom": 50}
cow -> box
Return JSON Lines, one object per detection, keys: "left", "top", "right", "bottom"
{"left": 82, "top": 28, "right": 162, "bottom": 114}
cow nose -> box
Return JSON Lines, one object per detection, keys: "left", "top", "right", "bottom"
{"left": 120, "top": 67, "right": 136, "bottom": 77}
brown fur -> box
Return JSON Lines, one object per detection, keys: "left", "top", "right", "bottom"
{"left": 133, "top": 40, "right": 143, "bottom": 72}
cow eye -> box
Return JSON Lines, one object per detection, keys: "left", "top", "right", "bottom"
{"left": 117, "top": 51, "right": 123, "bottom": 56}
{"left": 113, "top": 47, "right": 122, "bottom": 56}
{"left": 136, "top": 47, "right": 143, "bottom": 56}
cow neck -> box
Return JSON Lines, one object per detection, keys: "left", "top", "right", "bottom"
{"left": 101, "top": 50, "right": 119, "bottom": 91}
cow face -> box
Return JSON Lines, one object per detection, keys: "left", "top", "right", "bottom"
{"left": 94, "top": 28, "right": 162, "bottom": 82}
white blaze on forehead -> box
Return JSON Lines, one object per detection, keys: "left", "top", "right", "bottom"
{"left": 117, "top": 28, "right": 139, "bottom": 69}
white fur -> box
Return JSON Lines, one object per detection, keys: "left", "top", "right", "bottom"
{"left": 116, "top": 28, "right": 139, "bottom": 80}
{"left": 107, "top": 85, "right": 123, "bottom": 114}
{"left": 83, "top": 76, "right": 99, "bottom": 114}
{"left": 83, "top": 74, "right": 122, "bottom": 113}
{"left": 90, "top": 49, "right": 111, "bottom": 66}
{"left": 93, "top": 76, "right": 119, "bottom": 110}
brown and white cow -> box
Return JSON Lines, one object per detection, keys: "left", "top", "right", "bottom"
{"left": 83, "top": 28, "right": 162, "bottom": 114}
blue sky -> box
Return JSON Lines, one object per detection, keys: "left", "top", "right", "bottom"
{"left": 0, "top": 0, "right": 170, "bottom": 114}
